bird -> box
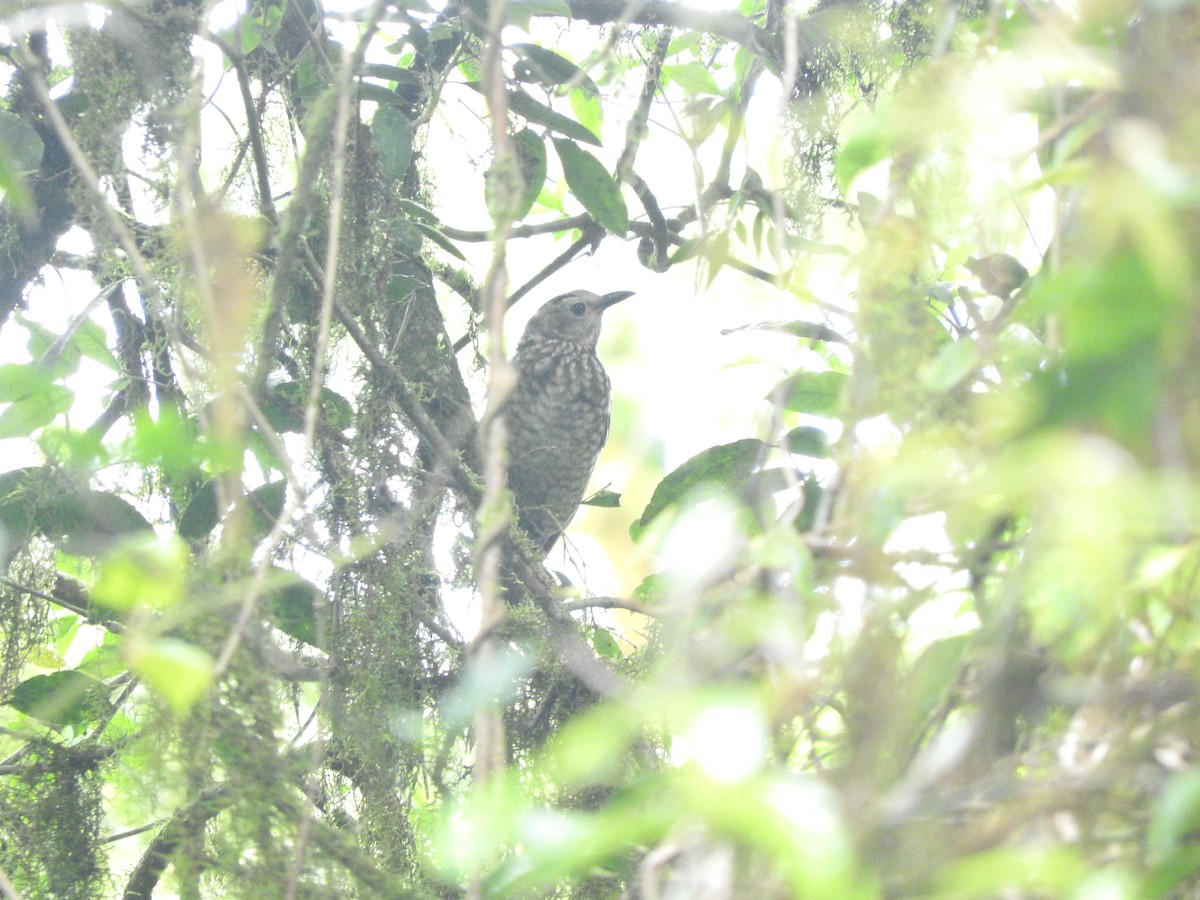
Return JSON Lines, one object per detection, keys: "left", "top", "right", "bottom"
{"left": 505, "top": 289, "right": 633, "bottom": 555}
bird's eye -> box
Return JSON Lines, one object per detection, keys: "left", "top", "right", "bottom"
{"left": 570, "top": 302, "right": 586, "bottom": 316}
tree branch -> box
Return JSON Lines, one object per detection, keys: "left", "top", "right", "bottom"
{"left": 561, "top": 0, "right": 780, "bottom": 68}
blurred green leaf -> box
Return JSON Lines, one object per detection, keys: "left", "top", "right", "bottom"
{"left": 769, "top": 371, "right": 846, "bottom": 415}
{"left": 92, "top": 534, "right": 188, "bottom": 613}
{"left": 784, "top": 425, "right": 831, "bottom": 457}
{"left": 0, "top": 364, "right": 73, "bottom": 438}
{"left": 919, "top": 340, "right": 980, "bottom": 392}
{"left": 506, "top": 0, "right": 571, "bottom": 28}
{"left": 248, "top": 480, "right": 287, "bottom": 538}
{"left": 266, "top": 569, "right": 327, "bottom": 648}
{"left": 132, "top": 404, "right": 201, "bottom": 477}
{"left": 127, "top": 637, "right": 213, "bottom": 716}
{"left": 632, "top": 438, "right": 767, "bottom": 541}
{"left": 835, "top": 118, "right": 889, "bottom": 193}
{"left": 589, "top": 626, "right": 622, "bottom": 660}
{"left": 262, "top": 381, "right": 353, "bottom": 434}
{"left": 0, "top": 110, "right": 43, "bottom": 173}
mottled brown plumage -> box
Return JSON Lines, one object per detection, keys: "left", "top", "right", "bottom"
{"left": 506, "top": 289, "right": 632, "bottom": 553}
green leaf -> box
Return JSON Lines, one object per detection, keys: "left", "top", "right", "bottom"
{"left": 132, "top": 404, "right": 201, "bottom": 477}
{"left": 248, "top": 480, "right": 287, "bottom": 539}
{"left": 39, "top": 487, "right": 154, "bottom": 556}
{"left": 663, "top": 62, "right": 721, "bottom": 95}
{"left": 589, "top": 626, "right": 622, "bottom": 660}
{"left": 0, "top": 466, "right": 44, "bottom": 542}
{"left": 769, "top": 371, "right": 846, "bottom": 415}
{"left": 261, "top": 384, "right": 305, "bottom": 433}
{"left": 506, "top": 0, "right": 572, "bottom": 29}
{"left": 267, "top": 570, "right": 327, "bottom": 648}
{"left": 507, "top": 88, "right": 601, "bottom": 145}
{"left": 127, "top": 637, "right": 214, "bottom": 716}
{"left": 568, "top": 87, "right": 603, "bottom": 140}
{"left": 835, "top": 118, "right": 889, "bottom": 193}
{"left": 411, "top": 221, "right": 467, "bottom": 260}
{"left": 386, "top": 274, "right": 426, "bottom": 303}
{"left": 8, "top": 670, "right": 113, "bottom": 726}
{"left": 396, "top": 199, "right": 440, "bottom": 223}
{"left": 373, "top": 106, "right": 413, "bottom": 182}
{"left": 512, "top": 44, "right": 598, "bottom": 94}
{"left": 1149, "top": 769, "right": 1200, "bottom": 864}
{"left": 178, "top": 480, "right": 219, "bottom": 541}
{"left": 359, "top": 82, "right": 407, "bottom": 107}
{"left": 513, "top": 128, "right": 548, "bottom": 221}
{"left": 77, "top": 638, "right": 127, "bottom": 680}
{"left": 219, "top": 0, "right": 284, "bottom": 55}
{"left": 632, "top": 571, "right": 671, "bottom": 604}
{"left": 552, "top": 138, "right": 628, "bottom": 233}
{"left": 784, "top": 426, "right": 831, "bottom": 458}
{"left": 73, "top": 316, "right": 119, "bottom": 370}
{"left": 582, "top": 488, "right": 621, "bottom": 508}
{"left": 0, "top": 363, "right": 73, "bottom": 438}
{"left": 920, "top": 340, "right": 980, "bottom": 393}
{"left": 631, "top": 438, "right": 768, "bottom": 541}
{"left": 261, "top": 382, "right": 352, "bottom": 435}
{"left": 21, "top": 314, "right": 80, "bottom": 375}
{"left": 0, "top": 109, "right": 44, "bottom": 173}
{"left": 92, "top": 534, "right": 188, "bottom": 613}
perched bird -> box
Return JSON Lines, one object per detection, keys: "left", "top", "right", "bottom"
{"left": 505, "top": 289, "right": 633, "bottom": 554}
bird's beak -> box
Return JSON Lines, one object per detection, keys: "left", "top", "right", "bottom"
{"left": 600, "top": 290, "right": 635, "bottom": 309}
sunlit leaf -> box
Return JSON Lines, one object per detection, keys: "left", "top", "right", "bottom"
{"left": 126, "top": 637, "right": 214, "bottom": 716}
{"left": 589, "top": 626, "right": 622, "bottom": 660}
{"left": 569, "top": 87, "right": 603, "bottom": 138}
{"left": 92, "top": 534, "right": 188, "bottom": 613}
{"left": 663, "top": 62, "right": 721, "bottom": 95}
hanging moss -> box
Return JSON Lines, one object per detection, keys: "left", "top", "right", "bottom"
{"left": 0, "top": 738, "right": 109, "bottom": 900}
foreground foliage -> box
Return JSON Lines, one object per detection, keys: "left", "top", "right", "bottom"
{"left": 2, "top": 0, "right": 1200, "bottom": 896}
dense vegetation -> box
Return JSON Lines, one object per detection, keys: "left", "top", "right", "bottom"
{"left": 2, "top": 0, "right": 1199, "bottom": 896}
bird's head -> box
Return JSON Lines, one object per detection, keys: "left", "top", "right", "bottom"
{"left": 521, "top": 289, "right": 633, "bottom": 347}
